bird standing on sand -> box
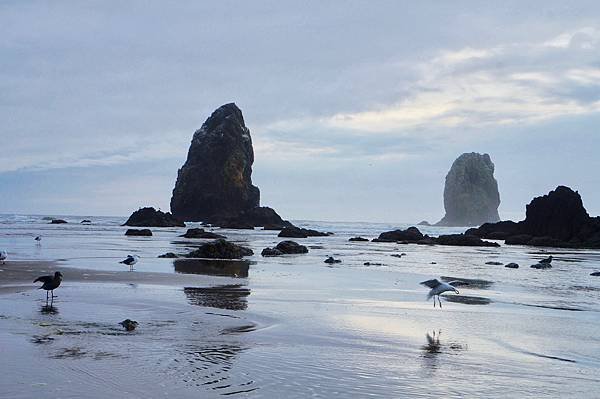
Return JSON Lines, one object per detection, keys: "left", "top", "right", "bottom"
{"left": 120, "top": 255, "right": 139, "bottom": 271}
{"left": 34, "top": 271, "right": 63, "bottom": 305}
{"left": 420, "top": 279, "right": 460, "bottom": 308}
{"left": 539, "top": 255, "right": 553, "bottom": 264}
{"left": 0, "top": 250, "right": 7, "bottom": 264}
{"left": 35, "top": 235, "right": 42, "bottom": 243}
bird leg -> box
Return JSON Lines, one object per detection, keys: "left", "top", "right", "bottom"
{"left": 438, "top": 296, "right": 443, "bottom": 308}
{"left": 433, "top": 297, "right": 436, "bottom": 308}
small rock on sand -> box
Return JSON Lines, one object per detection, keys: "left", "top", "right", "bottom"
{"left": 120, "top": 319, "right": 138, "bottom": 331}
{"left": 505, "top": 263, "right": 519, "bottom": 269}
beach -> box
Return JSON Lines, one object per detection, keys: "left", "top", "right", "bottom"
{"left": 1, "top": 215, "right": 599, "bottom": 398}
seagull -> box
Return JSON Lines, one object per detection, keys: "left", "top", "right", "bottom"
{"left": 539, "top": 255, "right": 553, "bottom": 264}
{"left": 0, "top": 250, "right": 7, "bottom": 264}
{"left": 420, "top": 279, "right": 461, "bottom": 308}
{"left": 34, "top": 271, "right": 63, "bottom": 305}
{"left": 35, "top": 235, "right": 42, "bottom": 243}
{"left": 119, "top": 255, "right": 139, "bottom": 271}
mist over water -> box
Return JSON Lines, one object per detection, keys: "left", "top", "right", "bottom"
{"left": 1, "top": 214, "right": 599, "bottom": 398}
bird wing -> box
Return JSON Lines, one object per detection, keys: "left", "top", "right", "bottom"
{"left": 447, "top": 280, "right": 469, "bottom": 287}
{"left": 420, "top": 279, "right": 441, "bottom": 288}
{"left": 120, "top": 255, "right": 134, "bottom": 264}
{"left": 34, "top": 275, "right": 52, "bottom": 284}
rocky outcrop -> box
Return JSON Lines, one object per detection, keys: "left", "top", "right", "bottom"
{"left": 181, "top": 228, "right": 226, "bottom": 239}
{"left": 278, "top": 226, "right": 331, "bottom": 238}
{"left": 373, "top": 226, "right": 498, "bottom": 247}
{"left": 373, "top": 227, "right": 424, "bottom": 243}
{"left": 185, "top": 239, "right": 253, "bottom": 259}
{"left": 158, "top": 252, "right": 179, "bottom": 258}
{"left": 124, "top": 207, "right": 185, "bottom": 227}
{"left": 125, "top": 229, "right": 152, "bottom": 236}
{"left": 170, "top": 103, "right": 260, "bottom": 222}
{"left": 349, "top": 237, "right": 369, "bottom": 242}
{"left": 436, "top": 153, "right": 500, "bottom": 227}
{"left": 467, "top": 186, "right": 600, "bottom": 248}
{"left": 51, "top": 219, "right": 67, "bottom": 224}
{"left": 261, "top": 241, "right": 309, "bottom": 256}
{"left": 211, "top": 206, "right": 292, "bottom": 229}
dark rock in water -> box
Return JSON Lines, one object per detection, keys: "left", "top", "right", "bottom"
{"left": 174, "top": 259, "right": 249, "bottom": 278}
{"left": 158, "top": 252, "right": 179, "bottom": 258}
{"left": 417, "top": 220, "right": 431, "bottom": 226}
{"left": 51, "top": 219, "right": 67, "bottom": 224}
{"left": 505, "top": 262, "right": 519, "bottom": 269}
{"left": 80, "top": 219, "right": 91, "bottom": 224}
{"left": 349, "top": 236, "right": 369, "bottom": 242}
{"left": 468, "top": 186, "right": 600, "bottom": 249}
{"left": 364, "top": 262, "right": 384, "bottom": 266}
{"left": 125, "top": 229, "right": 152, "bottom": 236}
{"left": 435, "top": 234, "right": 499, "bottom": 247}
{"left": 430, "top": 262, "right": 437, "bottom": 264}
{"left": 416, "top": 237, "right": 437, "bottom": 245}
{"left": 218, "top": 221, "right": 255, "bottom": 230}
{"left": 531, "top": 263, "right": 552, "bottom": 269}
{"left": 120, "top": 319, "right": 138, "bottom": 331}
{"left": 391, "top": 254, "right": 404, "bottom": 258}
{"left": 324, "top": 256, "right": 341, "bottom": 264}
{"left": 374, "top": 227, "right": 424, "bottom": 243}
{"left": 185, "top": 239, "right": 253, "bottom": 259}
{"left": 210, "top": 206, "right": 292, "bottom": 229}
{"left": 181, "top": 228, "right": 226, "bottom": 239}
{"left": 485, "top": 261, "right": 503, "bottom": 265}
{"left": 278, "top": 226, "right": 330, "bottom": 238}
{"left": 124, "top": 207, "right": 185, "bottom": 227}
{"left": 504, "top": 234, "right": 533, "bottom": 245}
{"left": 261, "top": 240, "right": 308, "bottom": 256}
{"left": 436, "top": 152, "right": 500, "bottom": 227}
{"left": 170, "top": 103, "right": 260, "bottom": 222}
{"left": 591, "top": 271, "right": 600, "bottom": 276}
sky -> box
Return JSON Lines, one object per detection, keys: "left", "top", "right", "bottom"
{"left": 1, "top": 1, "right": 600, "bottom": 223}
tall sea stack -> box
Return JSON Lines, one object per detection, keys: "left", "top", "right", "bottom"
{"left": 436, "top": 152, "right": 500, "bottom": 227}
{"left": 170, "top": 103, "right": 260, "bottom": 222}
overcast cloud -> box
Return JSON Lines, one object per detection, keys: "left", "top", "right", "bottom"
{"left": 1, "top": 1, "right": 600, "bottom": 222}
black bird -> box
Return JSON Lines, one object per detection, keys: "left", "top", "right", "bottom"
{"left": 34, "top": 271, "right": 63, "bottom": 305}
{"left": 539, "top": 255, "right": 553, "bottom": 264}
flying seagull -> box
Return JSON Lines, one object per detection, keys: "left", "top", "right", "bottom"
{"left": 539, "top": 255, "right": 553, "bottom": 264}
{"left": 0, "top": 250, "right": 7, "bottom": 264}
{"left": 34, "top": 271, "right": 63, "bottom": 305}
{"left": 420, "top": 279, "right": 462, "bottom": 308}
{"left": 120, "top": 255, "right": 139, "bottom": 271}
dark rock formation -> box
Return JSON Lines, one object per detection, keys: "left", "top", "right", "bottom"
{"left": 261, "top": 241, "right": 309, "bottom": 256}
{"left": 80, "top": 219, "right": 91, "bottom": 224}
{"left": 120, "top": 319, "right": 138, "bottom": 331}
{"left": 170, "top": 103, "right": 260, "bottom": 222}
{"left": 373, "top": 227, "right": 424, "bottom": 243}
{"left": 125, "top": 229, "right": 152, "bottom": 236}
{"left": 185, "top": 239, "right": 253, "bottom": 259}
{"left": 468, "top": 186, "right": 600, "bottom": 248}
{"left": 181, "top": 228, "right": 226, "bottom": 239}
{"left": 349, "top": 237, "right": 369, "bottom": 242}
{"left": 436, "top": 153, "right": 500, "bottom": 227}
{"left": 435, "top": 234, "right": 499, "bottom": 247}
{"left": 158, "top": 252, "right": 179, "bottom": 258}
{"left": 218, "top": 221, "right": 255, "bottom": 230}
{"left": 531, "top": 263, "right": 552, "bottom": 270}
{"left": 485, "top": 261, "right": 503, "bottom": 265}
{"left": 324, "top": 256, "right": 341, "bottom": 264}
{"left": 211, "top": 206, "right": 292, "bottom": 229}
{"left": 51, "top": 219, "right": 67, "bottom": 224}
{"left": 278, "top": 226, "right": 331, "bottom": 238}
{"left": 505, "top": 263, "right": 519, "bottom": 269}
{"left": 124, "top": 207, "right": 185, "bottom": 227}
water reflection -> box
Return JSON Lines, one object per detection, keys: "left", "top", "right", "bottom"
{"left": 168, "top": 343, "right": 258, "bottom": 395}
{"left": 174, "top": 259, "right": 249, "bottom": 278}
{"left": 184, "top": 285, "right": 250, "bottom": 311}
{"left": 421, "top": 330, "right": 467, "bottom": 373}
{"left": 40, "top": 304, "right": 59, "bottom": 314}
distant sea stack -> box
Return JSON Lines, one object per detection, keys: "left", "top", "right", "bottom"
{"left": 170, "top": 103, "right": 260, "bottom": 222}
{"left": 436, "top": 152, "right": 500, "bottom": 227}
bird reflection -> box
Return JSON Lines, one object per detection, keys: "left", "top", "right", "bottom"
{"left": 184, "top": 285, "right": 250, "bottom": 311}
{"left": 40, "top": 304, "right": 59, "bottom": 314}
{"left": 420, "top": 330, "right": 466, "bottom": 373}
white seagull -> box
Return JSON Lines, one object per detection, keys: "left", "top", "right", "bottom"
{"left": 119, "top": 255, "right": 139, "bottom": 271}
{"left": 420, "top": 279, "right": 462, "bottom": 308}
{"left": 0, "top": 250, "right": 7, "bottom": 265}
